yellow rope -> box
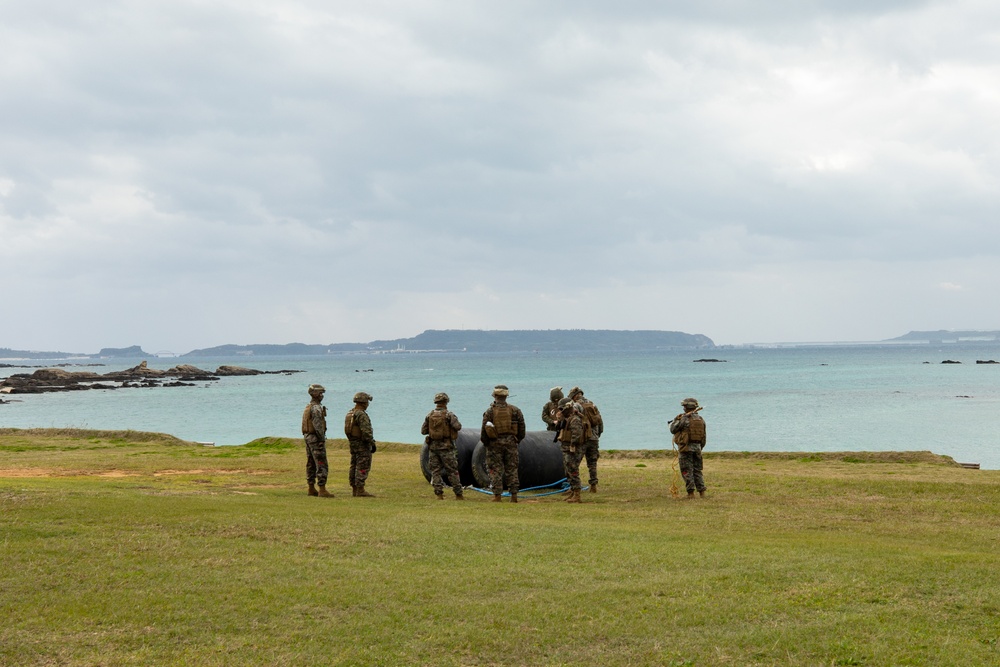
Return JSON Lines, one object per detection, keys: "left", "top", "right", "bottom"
{"left": 669, "top": 440, "right": 681, "bottom": 498}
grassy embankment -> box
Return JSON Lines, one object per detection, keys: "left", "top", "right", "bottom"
{"left": 1, "top": 428, "right": 998, "bottom": 666}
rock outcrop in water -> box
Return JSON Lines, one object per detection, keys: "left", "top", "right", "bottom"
{"left": 0, "top": 361, "right": 301, "bottom": 395}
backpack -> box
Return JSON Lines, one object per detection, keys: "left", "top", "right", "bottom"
{"left": 427, "top": 410, "right": 454, "bottom": 439}
{"left": 344, "top": 409, "right": 361, "bottom": 438}
{"left": 492, "top": 403, "right": 514, "bottom": 436}
{"left": 581, "top": 401, "right": 603, "bottom": 437}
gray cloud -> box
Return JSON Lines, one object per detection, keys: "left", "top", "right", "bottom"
{"left": 2, "top": 1, "right": 999, "bottom": 351}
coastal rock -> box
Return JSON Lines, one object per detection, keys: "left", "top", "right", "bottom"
{"left": 117, "top": 360, "right": 167, "bottom": 377}
{"left": 214, "top": 365, "right": 264, "bottom": 376}
{"left": 976, "top": 360, "right": 998, "bottom": 364}
{"left": 693, "top": 359, "right": 727, "bottom": 363}
{"left": 0, "top": 360, "right": 294, "bottom": 394}
{"left": 166, "top": 364, "right": 212, "bottom": 375}
{"left": 941, "top": 360, "right": 962, "bottom": 364}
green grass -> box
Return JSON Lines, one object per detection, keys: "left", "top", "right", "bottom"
{"left": 1, "top": 428, "right": 999, "bottom": 666}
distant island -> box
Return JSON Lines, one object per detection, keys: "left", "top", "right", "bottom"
{"left": 10, "top": 328, "right": 1000, "bottom": 362}
{"left": 1, "top": 329, "right": 714, "bottom": 360}
{"left": 183, "top": 329, "right": 716, "bottom": 356}
{"left": 885, "top": 330, "right": 1000, "bottom": 344}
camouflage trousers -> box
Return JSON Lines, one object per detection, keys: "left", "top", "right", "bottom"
{"left": 304, "top": 434, "right": 328, "bottom": 486}
{"left": 486, "top": 439, "right": 519, "bottom": 494}
{"left": 581, "top": 437, "right": 600, "bottom": 485}
{"left": 348, "top": 439, "right": 373, "bottom": 488}
{"left": 427, "top": 442, "right": 463, "bottom": 495}
{"left": 679, "top": 446, "right": 706, "bottom": 493}
{"left": 561, "top": 444, "right": 583, "bottom": 491}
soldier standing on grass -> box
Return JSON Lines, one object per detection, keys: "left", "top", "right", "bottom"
{"left": 421, "top": 392, "right": 465, "bottom": 500}
{"left": 345, "top": 392, "right": 376, "bottom": 497}
{"left": 568, "top": 386, "right": 604, "bottom": 493}
{"left": 556, "top": 398, "right": 585, "bottom": 503}
{"left": 669, "top": 397, "right": 707, "bottom": 499}
{"left": 481, "top": 385, "right": 526, "bottom": 503}
{"left": 301, "top": 384, "right": 333, "bottom": 498}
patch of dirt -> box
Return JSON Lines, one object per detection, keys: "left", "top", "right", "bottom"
{"left": 0, "top": 468, "right": 137, "bottom": 478}
{"left": 0, "top": 468, "right": 279, "bottom": 478}
{"left": 0, "top": 468, "right": 57, "bottom": 477}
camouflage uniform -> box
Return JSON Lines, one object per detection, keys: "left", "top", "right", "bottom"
{"left": 346, "top": 392, "right": 376, "bottom": 493}
{"left": 557, "top": 410, "right": 585, "bottom": 492}
{"left": 669, "top": 398, "right": 707, "bottom": 495}
{"left": 302, "top": 396, "right": 329, "bottom": 487}
{"left": 569, "top": 387, "right": 604, "bottom": 489}
{"left": 480, "top": 386, "right": 526, "bottom": 499}
{"left": 421, "top": 397, "right": 464, "bottom": 498}
{"left": 541, "top": 386, "right": 564, "bottom": 431}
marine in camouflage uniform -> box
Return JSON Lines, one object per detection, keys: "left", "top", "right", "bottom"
{"left": 301, "top": 384, "right": 333, "bottom": 497}
{"left": 480, "top": 385, "right": 526, "bottom": 503}
{"left": 421, "top": 392, "right": 464, "bottom": 500}
{"left": 345, "top": 391, "right": 376, "bottom": 497}
{"left": 541, "top": 386, "right": 564, "bottom": 431}
{"left": 669, "top": 397, "right": 707, "bottom": 498}
{"left": 556, "top": 399, "right": 585, "bottom": 503}
{"left": 568, "top": 386, "right": 604, "bottom": 493}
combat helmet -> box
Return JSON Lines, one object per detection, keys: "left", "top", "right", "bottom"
{"left": 434, "top": 392, "right": 450, "bottom": 404}
{"left": 568, "top": 386, "right": 584, "bottom": 400}
{"left": 353, "top": 391, "right": 373, "bottom": 404}
{"left": 549, "top": 386, "right": 564, "bottom": 401}
{"left": 492, "top": 384, "right": 509, "bottom": 397}
{"left": 681, "top": 397, "right": 699, "bottom": 408}
{"left": 308, "top": 384, "right": 325, "bottom": 396}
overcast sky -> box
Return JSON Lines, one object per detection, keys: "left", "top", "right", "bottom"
{"left": 3, "top": 1, "right": 999, "bottom": 353}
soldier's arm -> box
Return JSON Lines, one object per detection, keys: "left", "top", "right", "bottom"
{"left": 515, "top": 408, "right": 526, "bottom": 441}
{"left": 570, "top": 415, "right": 584, "bottom": 445}
{"left": 668, "top": 414, "right": 686, "bottom": 434}
{"left": 310, "top": 405, "right": 325, "bottom": 438}
{"left": 449, "top": 412, "right": 462, "bottom": 432}
{"left": 358, "top": 411, "right": 374, "bottom": 445}
{"left": 420, "top": 415, "right": 430, "bottom": 436}
{"left": 541, "top": 403, "right": 556, "bottom": 428}
{"left": 480, "top": 409, "right": 492, "bottom": 444}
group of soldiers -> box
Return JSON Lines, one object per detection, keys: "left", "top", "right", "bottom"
{"left": 301, "top": 384, "right": 376, "bottom": 498}
{"left": 540, "top": 385, "right": 604, "bottom": 503}
{"left": 301, "top": 382, "right": 708, "bottom": 501}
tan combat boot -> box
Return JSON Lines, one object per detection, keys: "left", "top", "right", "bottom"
{"left": 308, "top": 483, "right": 319, "bottom": 497}
{"left": 684, "top": 491, "right": 695, "bottom": 500}
{"left": 455, "top": 492, "right": 464, "bottom": 500}
{"left": 435, "top": 492, "right": 444, "bottom": 501}
{"left": 492, "top": 493, "right": 502, "bottom": 503}
{"left": 699, "top": 490, "right": 706, "bottom": 498}
{"left": 317, "top": 485, "right": 333, "bottom": 498}
{"left": 566, "top": 489, "right": 582, "bottom": 504}
{"left": 589, "top": 481, "right": 598, "bottom": 494}
{"left": 355, "top": 484, "right": 374, "bottom": 498}
{"left": 510, "top": 492, "right": 518, "bottom": 504}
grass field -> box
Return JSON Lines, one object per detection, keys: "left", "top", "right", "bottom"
{"left": 1, "top": 428, "right": 998, "bottom": 666}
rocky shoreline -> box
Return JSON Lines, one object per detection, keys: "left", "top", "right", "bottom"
{"left": 0, "top": 361, "right": 302, "bottom": 395}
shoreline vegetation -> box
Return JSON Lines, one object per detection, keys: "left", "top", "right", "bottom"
{"left": 2, "top": 428, "right": 998, "bottom": 666}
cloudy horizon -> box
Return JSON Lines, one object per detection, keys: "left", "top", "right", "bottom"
{"left": 3, "top": 1, "right": 999, "bottom": 352}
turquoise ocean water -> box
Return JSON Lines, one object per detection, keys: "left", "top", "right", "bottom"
{"left": 2, "top": 343, "right": 999, "bottom": 468}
